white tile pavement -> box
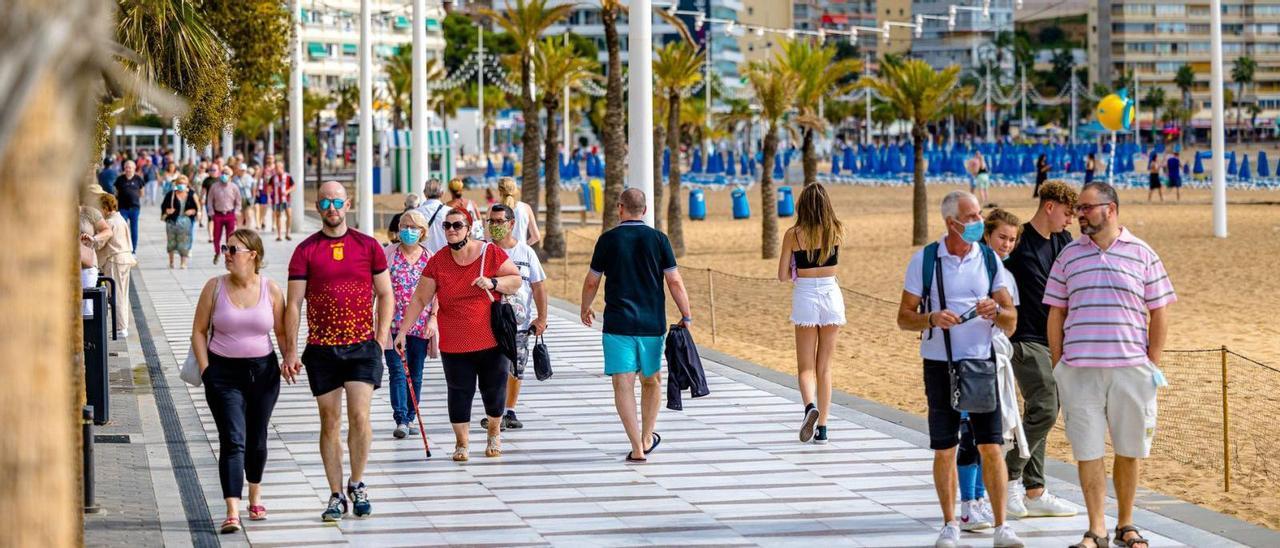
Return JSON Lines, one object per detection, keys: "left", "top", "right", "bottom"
{"left": 131, "top": 211, "right": 1240, "bottom": 547}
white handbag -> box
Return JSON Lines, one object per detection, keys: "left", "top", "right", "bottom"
{"left": 180, "top": 277, "right": 221, "bottom": 387}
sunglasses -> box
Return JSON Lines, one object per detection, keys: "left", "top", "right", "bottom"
{"left": 318, "top": 198, "right": 346, "bottom": 210}
{"left": 1074, "top": 202, "right": 1112, "bottom": 214}
{"left": 220, "top": 244, "right": 251, "bottom": 255}
{"left": 441, "top": 221, "right": 468, "bottom": 231}
{"left": 485, "top": 218, "right": 512, "bottom": 225}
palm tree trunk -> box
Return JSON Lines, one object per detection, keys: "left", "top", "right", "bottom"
{"left": 666, "top": 93, "right": 684, "bottom": 256}
{"left": 911, "top": 124, "right": 929, "bottom": 246}
{"left": 601, "top": 5, "right": 625, "bottom": 231}
{"left": 541, "top": 100, "right": 564, "bottom": 258}
{"left": 761, "top": 124, "right": 780, "bottom": 259}
{"left": 802, "top": 128, "right": 817, "bottom": 186}
{"left": 2, "top": 56, "right": 86, "bottom": 548}
{"left": 652, "top": 124, "right": 665, "bottom": 233}
{"left": 520, "top": 56, "right": 542, "bottom": 218}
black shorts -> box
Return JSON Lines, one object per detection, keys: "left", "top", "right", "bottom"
{"left": 1149, "top": 173, "right": 1162, "bottom": 189}
{"left": 923, "top": 360, "right": 1002, "bottom": 450}
{"left": 302, "top": 340, "right": 384, "bottom": 397}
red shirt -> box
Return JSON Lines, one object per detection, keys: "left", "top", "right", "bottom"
{"left": 423, "top": 243, "right": 508, "bottom": 354}
{"left": 288, "top": 230, "right": 389, "bottom": 346}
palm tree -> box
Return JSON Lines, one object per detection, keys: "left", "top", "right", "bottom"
{"left": 780, "top": 38, "right": 860, "bottom": 186}
{"left": 653, "top": 41, "right": 703, "bottom": 256}
{"left": 384, "top": 47, "right": 413, "bottom": 129}
{"left": 532, "top": 37, "right": 595, "bottom": 258}
{"left": 481, "top": 0, "right": 573, "bottom": 220}
{"left": 742, "top": 59, "right": 800, "bottom": 259}
{"left": 1231, "top": 56, "right": 1256, "bottom": 144}
{"left": 303, "top": 89, "right": 331, "bottom": 187}
{"left": 114, "top": 0, "right": 234, "bottom": 148}
{"left": 717, "top": 98, "right": 756, "bottom": 167}
{"left": 1247, "top": 103, "right": 1263, "bottom": 141}
{"left": 1164, "top": 98, "right": 1191, "bottom": 147}
{"left": 860, "top": 58, "right": 960, "bottom": 246}
{"left": 944, "top": 86, "right": 981, "bottom": 140}
{"left": 598, "top": 0, "right": 626, "bottom": 230}
{"left": 467, "top": 84, "right": 509, "bottom": 157}
{"left": 1143, "top": 86, "right": 1165, "bottom": 143}
{"left": 652, "top": 92, "right": 667, "bottom": 232}
{"left": 1174, "top": 64, "right": 1195, "bottom": 144}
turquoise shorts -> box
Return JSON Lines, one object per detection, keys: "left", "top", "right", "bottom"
{"left": 602, "top": 334, "right": 664, "bottom": 378}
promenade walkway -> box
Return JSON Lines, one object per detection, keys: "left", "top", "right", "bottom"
{"left": 126, "top": 211, "right": 1253, "bottom": 547}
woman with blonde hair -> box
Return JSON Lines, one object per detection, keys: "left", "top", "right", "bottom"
{"left": 96, "top": 194, "right": 139, "bottom": 337}
{"left": 495, "top": 177, "right": 540, "bottom": 246}
{"left": 776, "top": 183, "right": 845, "bottom": 444}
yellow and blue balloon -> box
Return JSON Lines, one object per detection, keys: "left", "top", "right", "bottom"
{"left": 1096, "top": 89, "right": 1135, "bottom": 132}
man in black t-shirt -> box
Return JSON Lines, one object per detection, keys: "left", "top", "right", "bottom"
{"left": 1001, "top": 180, "right": 1079, "bottom": 519}
{"left": 113, "top": 159, "right": 145, "bottom": 251}
{"left": 581, "top": 188, "right": 693, "bottom": 463}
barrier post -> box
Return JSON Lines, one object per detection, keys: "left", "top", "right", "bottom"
{"left": 1221, "top": 345, "right": 1231, "bottom": 492}
{"left": 707, "top": 268, "right": 717, "bottom": 345}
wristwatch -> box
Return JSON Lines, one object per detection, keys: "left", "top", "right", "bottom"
{"left": 681, "top": 316, "right": 693, "bottom": 324}
{"left": 490, "top": 277, "right": 498, "bottom": 290}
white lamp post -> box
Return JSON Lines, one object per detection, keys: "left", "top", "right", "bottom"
{"left": 358, "top": 0, "right": 374, "bottom": 233}
{"left": 289, "top": 0, "right": 306, "bottom": 234}
{"left": 628, "top": 0, "right": 654, "bottom": 226}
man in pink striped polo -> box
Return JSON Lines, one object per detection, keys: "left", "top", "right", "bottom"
{"left": 1044, "top": 181, "right": 1175, "bottom": 548}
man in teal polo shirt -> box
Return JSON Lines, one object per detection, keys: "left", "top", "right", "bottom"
{"left": 581, "top": 188, "right": 693, "bottom": 463}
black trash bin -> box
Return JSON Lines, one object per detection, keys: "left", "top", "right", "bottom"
{"left": 83, "top": 286, "right": 110, "bottom": 425}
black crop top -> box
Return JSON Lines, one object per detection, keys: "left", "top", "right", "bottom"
{"left": 793, "top": 246, "right": 839, "bottom": 269}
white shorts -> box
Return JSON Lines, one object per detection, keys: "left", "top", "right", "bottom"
{"left": 790, "top": 277, "right": 846, "bottom": 327}
{"left": 1053, "top": 362, "right": 1159, "bottom": 461}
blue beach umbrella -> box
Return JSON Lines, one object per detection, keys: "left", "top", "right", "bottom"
{"left": 1259, "top": 151, "right": 1271, "bottom": 178}
{"left": 1227, "top": 153, "right": 1237, "bottom": 176}
{"left": 843, "top": 147, "right": 856, "bottom": 172}
{"left": 726, "top": 151, "right": 736, "bottom": 177}
{"left": 831, "top": 153, "right": 841, "bottom": 175}
{"left": 1193, "top": 153, "right": 1204, "bottom": 175}
{"left": 690, "top": 149, "right": 703, "bottom": 173}
{"left": 501, "top": 156, "right": 515, "bottom": 177}
{"left": 662, "top": 149, "right": 670, "bottom": 177}
{"left": 485, "top": 157, "right": 496, "bottom": 179}
{"left": 773, "top": 155, "right": 785, "bottom": 179}
{"left": 1240, "top": 154, "right": 1251, "bottom": 180}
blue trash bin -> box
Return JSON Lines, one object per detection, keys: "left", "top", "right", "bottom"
{"left": 731, "top": 188, "right": 750, "bottom": 219}
{"left": 777, "top": 186, "right": 795, "bottom": 217}
{"left": 689, "top": 188, "right": 706, "bottom": 220}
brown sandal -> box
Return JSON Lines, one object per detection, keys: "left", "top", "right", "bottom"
{"left": 1068, "top": 530, "right": 1108, "bottom": 548}
{"left": 1114, "top": 525, "right": 1149, "bottom": 548}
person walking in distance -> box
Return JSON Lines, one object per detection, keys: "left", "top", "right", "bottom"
{"left": 394, "top": 210, "right": 523, "bottom": 462}
{"left": 896, "top": 191, "right": 1023, "bottom": 548}
{"left": 161, "top": 175, "right": 199, "bottom": 269}
{"left": 232, "top": 163, "right": 258, "bottom": 231}
{"left": 1165, "top": 151, "right": 1183, "bottom": 202}
{"left": 282, "top": 181, "right": 395, "bottom": 522}
{"left": 495, "top": 177, "right": 541, "bottom": 245}
{"left": 481, "top": 204, "right": 548, "bottom": 431}
{"left": 414, "top": 179, "right": 452, "bottom": 253}
{"left": 1084, "top": 153, "right": 1096, "bottom": 185}
{"left": 94, "top": 194, "right": 138, "bottom": 338}
{"left": 1001, "top": 181, "right": 1079, "bottom": 520}
{"left": 208, "top": 168, "right": 242, "bottom": 264}
{"left": 1033, "top": 154, "right": 1049, "bottom": 199}
{"left": 113, "top": 159, "right": 145, "bottom": 251}
{"left": 1146, "top": 153, "right": 1164, "bottom": 203}
{"left": 776, "top": 183, "right": 845, "bottom": 444}
{"left": 580, "top": 189, "right": 693, "bottom": 463}
{"left": 382, "top": 209, "right": 438, "bottom": 440}
{"left": 191, "top": 229, "right": 288, "bottom": 533}
{"left": 268, "top": 163, "right": 295, "bottom": 242}
{"left": 1046, "top": 182, "right": 1174, "bottom": 548}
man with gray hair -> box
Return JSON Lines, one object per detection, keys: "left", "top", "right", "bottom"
{"left": 414, "top": 178, "right": 450, "bottom": 252}
{"left": 897, "top": 190, "right": 1023, "bottom": 548}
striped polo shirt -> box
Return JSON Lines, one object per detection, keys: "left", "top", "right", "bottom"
{"left": 1043, "top": 227, "right": 1176, "bottom": 367}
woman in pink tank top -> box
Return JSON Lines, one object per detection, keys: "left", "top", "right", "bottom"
{"left": 191, "top": 229, "right": 287, "bottom": 533}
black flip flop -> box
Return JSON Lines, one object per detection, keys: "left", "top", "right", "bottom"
{"left": 644, "top": 432, "right": 661, "bottom": 455}
{"left": 625, "top": 451, "right": 647, "bottom": 463}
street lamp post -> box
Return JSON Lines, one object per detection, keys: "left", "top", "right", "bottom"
{"left": 628, "top": 0, "right": 654, "bottom": 226}
{"left": 289, "top": 0, "right": 306, "bottom": 234}
{"left": 358, "top": 0, "right": 373, "bottom": 233}
{"left": 1210, "top": 0, "right": 1228, "bottom": 237}
{"left": 412, "top": 0, "right": 430, "bottom": 196}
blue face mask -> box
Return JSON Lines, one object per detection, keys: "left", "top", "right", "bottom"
{"left": 960, "top": 219, "right": 985, "bottom": 243}
{"left": 399, "top": 228, "right": 421, "bottom": 245}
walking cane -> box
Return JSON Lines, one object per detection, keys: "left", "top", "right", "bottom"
{"left": 397, "top": 345, "right": 431, "bottom": 459}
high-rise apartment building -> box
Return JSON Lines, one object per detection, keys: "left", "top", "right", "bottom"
{"left": 792, "top": 0, "right": 914, "bottom": 58}
{"left": 913, "top": 0, "right": 1016, "bottom": 70}
{"left": 740, "top": 0, "right": 794, "bottom": 63}
{"left": 1089, "top": 0, "right": 1280, "bottom": 113}
{"left": 299, "top": 1, "right": 448, "bottom": 93}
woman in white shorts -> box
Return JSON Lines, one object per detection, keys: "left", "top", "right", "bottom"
{"left": 777, "top": 183, "right": 845, "bottom": 445}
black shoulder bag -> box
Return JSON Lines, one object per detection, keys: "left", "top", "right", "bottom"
{"left": 480, "top": 243, "right": 518, "bottom": 364}
{"left": 935, "top": 256, "right": 999, "bottom": 413}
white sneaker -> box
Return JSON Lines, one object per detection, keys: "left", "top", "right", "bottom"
{"left": 1006, "top": 482, "right": 1028, "bottom": 518}
{"left": 118, "top": 328, "right": 129, "bottom": 338}
{"left": 1022, "top": 490, "right": 1078, "bottom": 517}
{"left": 993, "top": 524, "right": 1025, "bottom": 547}
{"left": 935, "top": 521, "right": 961, "bottom": 548}
{"left": 392, "top": 424, "right": 408, "bottom": 439}
{"left": 979, "top": 498, "right": 998, "bottom": 526}
{"left": 960, "top": 500, "right": 993, "bottom": 531}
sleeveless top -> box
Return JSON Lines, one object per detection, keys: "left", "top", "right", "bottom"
{"left": 209, "top": 276, "right": 275, "bottom": 359}
{"left": 793, "top": 246, "right": 839, "bottom": 269}
{"left": 513, "top": 203, "right": 531, "bottom": 245}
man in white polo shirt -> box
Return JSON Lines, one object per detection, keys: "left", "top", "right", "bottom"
{"left": 897, "top": 191, "right": 1023, "bottom": 548}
